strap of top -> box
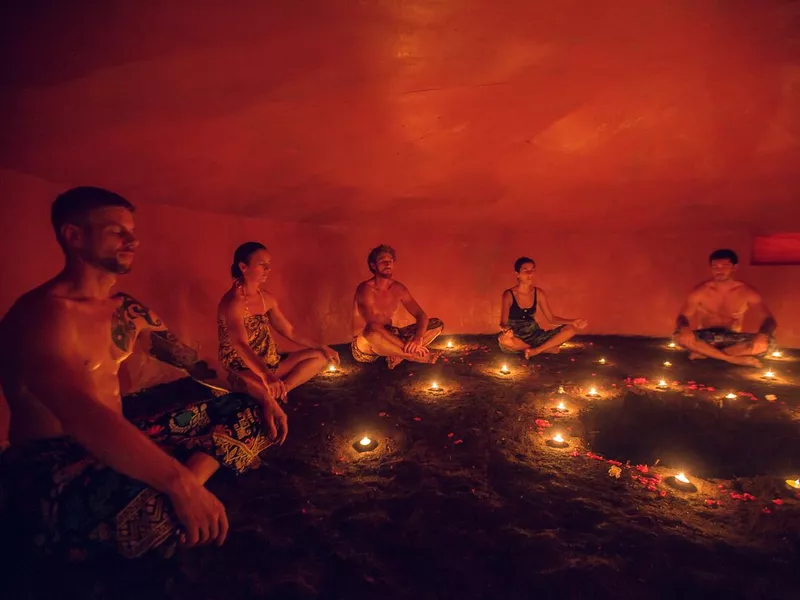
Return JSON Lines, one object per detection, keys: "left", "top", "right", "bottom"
{"left": 240, "top": 283, "right": 266, "bottom": 319}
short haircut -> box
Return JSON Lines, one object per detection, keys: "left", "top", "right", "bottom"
{"left": 367, "top": 244, "right": 396, "bottom": 274}
{"left": 514, "top": 256, "right": 536, "bottom": 273}
{"left": 51, "top": 187, "right": 135, "bottom": 250}
{"left": 231, "top": 241, "right": 267, "bottom": 278}
{"left": 708, "top": 249, "right": 739, "bottom": 265}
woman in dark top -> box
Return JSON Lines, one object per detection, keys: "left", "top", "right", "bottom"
{"left": 498, "top": 257, "right": 588, "bottom": 359}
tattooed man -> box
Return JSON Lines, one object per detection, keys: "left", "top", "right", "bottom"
{"left": 0, "top": 187, "right": 286, "bottom": 560}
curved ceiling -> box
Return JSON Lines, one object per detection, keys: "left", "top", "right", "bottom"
{"left": 1, "top": 0, "right": 799, "bottom": 231}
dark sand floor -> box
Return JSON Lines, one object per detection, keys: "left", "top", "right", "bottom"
{"left": 5, "top": 335, "right": 800, "bottom": 600}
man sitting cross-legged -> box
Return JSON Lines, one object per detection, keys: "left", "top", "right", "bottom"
{"left": 673, "top": 248, "right": 776, "bottom": 367}
{"left": 351, "top": 244, "right": 443, "bottom": 369}
{"left": 498, "top": 257, "right": 588, "bottom": 359}
{"left": 0, "top": 187, "right": 287, "bottom": 561}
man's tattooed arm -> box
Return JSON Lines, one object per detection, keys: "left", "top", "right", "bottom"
{"left": 149, "top": 330, "right": 218, "bottom": 381}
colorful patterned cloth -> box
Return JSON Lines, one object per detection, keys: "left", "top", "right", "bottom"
{"left": 0, "top": 393, "right": 271, "bottom": 561}
{"left": 679, "top": 327, "right": 774, "bottom": 355}
{"left": 351, "top": 318, "right": 444, "bottom": 363}
{"left": 218, "top": 313, "right": 280, "bottom": 372}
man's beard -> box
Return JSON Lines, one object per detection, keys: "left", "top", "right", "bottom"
{"left": 95, "top": 256, "right": 133, "bottom": 274}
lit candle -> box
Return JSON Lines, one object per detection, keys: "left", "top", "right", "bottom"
{"left": 500, "top": 364, "right": 510, "bottom": 374}
{"left": 771, "top": 351, "right": 782, "bottom": 358}
{"left": 763, "top": 370, "right": 775, "bottom": 379}
{"left": 587, "top": 387, "right": 599, "bottom": 398}
{"left": 446, "top": 340, "right": 454, "bottom": 349}
{"left": 668, "top": 341, "right": 676, "bottom": 348}
{"left": 553, "top": 433, "right": 564, "bottom": 443}
{"left": 558, "top": 386, "right": 566, "bottom": 394}
{"left": 667, "top": 471, "right": 697, "bottom": 491}
{"left": 429, "top": 381, "right": 441, "bottom": 392}
{"left": 663, "top": 361, "right": 672, "bottom": 367}
{"left": 353, "top": 436, "right": 378, "bottom": 452}
{"left": 328, "top": 364, "right": 337, "bottom": 372}
{"left": 787, "top": 479, "right": 800, "bottom": 490}
{"left": 599, "top": 357, "right": 606, "bottom": 365}
{"left": 546, "top": 432, "right": 569, "bottom": 448}
{"left": 725, "top": 392, "right": 736, "bottom": 400}
{"left": 657, "top": 379, "right": 668, "bottom": 389}
{"left": 675, "top": 472, "right": 690, "bottom": 484}
{"left": 556, "top": 401, "right": 568, "bottom": 412}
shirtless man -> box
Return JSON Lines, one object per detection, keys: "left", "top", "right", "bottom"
{"left": 0, "top": 187, "right": 287, "bottom": 560}
{"left": 351, "top": 245, "right": 443, "bottom": 369}
{"left": 673, "top": 249, "right": 776, "bottom": 367}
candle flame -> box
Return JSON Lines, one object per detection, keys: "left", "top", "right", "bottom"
{"left": 771, "top": 351, "right": 782, "bottom": 358}
{"left": 430, "top": 381, "right": 439, "bottom": 390}
{"left": 553, "top": 433, "right": 564, "bottom": 443}
{"left": 588, "top": 387, "right": 598, "bottom": 396}
{"left": 328, "top": 364, "right": 336, "bottom": 372}
{"left": 500, "top": 364, "right": 510, "bottom": 373}
{"left": 795, "top": 479, "right": 800, "bottom": 487}
{"left": 446, "top": 340, "right": 454, "bottom": 348}
{"left": 360, "top": 437, "right": 371, "bottom": 446}
{"left": 675, "top": 472, "right": 690, "bottom": 484}
{"left": 668, "top": 341, "right": 676, "bottom": 348}
{"left": 764, "top": 370, "right": 775, "bottom": 378}
{"left": 557, "top": 401, "right": 566, "bottom": 411}
{"left": 558, "top": 386, "right": 565, "bottom": 394}
{"left": 663, "top": 361, "right": 671, "bottom": 367}
{"left": 725, "top": 392, "right": 736, "bottom": 399}
{"left": 658, "top": 379, "right": 667, "bottom": 387}
{"left": 599, "top": 358, "right": 606, "bottom": 364}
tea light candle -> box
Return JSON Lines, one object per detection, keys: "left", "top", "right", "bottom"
{"left": 446, "top": 340, "right": 454, "bottom": 349}
{"left": 353, "top": 436, "right": 379, "bottom": 452}
{"left": 668, "top": 341, "right": 676, "bottom": 348}
{"left": 328, "top": 364, "right": 337, "bottom": 373}
{"left": 667, "top": 471, "right": 697, "bottom": 492}
{"left": 500, "top": 364, "right": 510, "bottom": 375}
{"left": 428, "top": 381, "right": 444, "bottom": 394}
{"left": 586, "top": 387, "right": 600, "bottom": 398}
{"left": 657, "top": 379, "right": 668, "bottom": 389}
{"left": 763, "top": 370, "right": 776, "bottom": 380}
{"left": 546, "top": 432, "right": 569, "bottom": 448}
{"left": 556, "top": 401, "right": 568, "bottom": 413}
{"left": 725, "top": 392, "right": 737, "bottom": 400}
{"left": 770, "top": 351, "right": 783, "bottom": 359}
{"left": 663, "top": 361, "right": 672, "bottom": 367}
{"left": 786, "top": 479, "right": 800, "bottom": 490}
{"left": 599, "top": 357, "right": 606, "bottom": 365}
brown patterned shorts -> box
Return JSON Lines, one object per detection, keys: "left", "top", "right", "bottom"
{"left": 351, "top": 318, "right": 444, "bottom": 363}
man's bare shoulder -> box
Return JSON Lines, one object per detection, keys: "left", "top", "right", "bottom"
{"left": 1, "top": 286, "right": 75, "bottom": 357}
{"left": 689, "top": 280, "right": 715, "bottom": 297}
{"left": 355, "top": 280, "right": 374, "bottom": 297}
{"left": 389, "top": 280, "right": 409, "bottom": 295}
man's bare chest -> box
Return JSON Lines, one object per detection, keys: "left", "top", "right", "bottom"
{"left": 698, "top": 289, "right": 748, "bottom": 317}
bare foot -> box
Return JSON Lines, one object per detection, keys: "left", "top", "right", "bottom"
{"left": 728, "top": 355, "right": 762, "bottom": 368}
{"left": 543, "top": 346, "right": 561, "bottom": 354}
{"left": 524, "top": 348, "right": 540, "bottom": 360}
{"left": 386, "top": 356, "right": 404, "bottom": 370}
{"left": 426, "top": 350, "right": 441, "bottom": 364}
{"left": 688, "top": 352, "right": 708, "bottom": 360}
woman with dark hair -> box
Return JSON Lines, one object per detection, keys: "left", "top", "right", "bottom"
{"left": 498, "top": 257, "right": 587, "bottom": 359}
{"left": 217, "top": 242, "right": 338, "bottom": 409}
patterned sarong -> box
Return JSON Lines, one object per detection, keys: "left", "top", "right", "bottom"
{"left": 0, "top": 392, "right": 271, "bottom": 561}
{"left": 500, "top": 320, "right": 567, "bottom": 354}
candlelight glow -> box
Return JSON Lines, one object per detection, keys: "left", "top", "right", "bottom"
{"left": 725, "top": 392, "right": 736, "bottom": 399}
{"left": 663, "top": 361, "right": 672, "bottom": 367}
{"left": 328, "top": 364, "right": 337, "bottom": 372}
{"left": 599, "top": 357, "right": 606, "bottom": 364}
{"left": 675, "top": 472, "right": 690, "bottom": 484}
{"left": 764, "top": 370, "right": 775, "bottom": 379}
{"left": 553, "top": 433, "right": 565, "bottom": 443}
{"left": 588, "top": 387, "right": 598, "bottom": 396}
{"left": 668, "top": 342, "right": 676, "bottom": 348}
{"left": 558, "top": 386, "right": 566, "bottom": 394}
{"left": 771, "top": 351, "right": 782, "bottom": 358}
{"left": 557, "top": 401, "right": 567, "bottom": 411}
{"left": 788, "top": 479, "right": 800, "bottom": 489}
{"left": 360, "top": 437, "right": 371, "bottom": 446}
{"left": 430, "top": 381, "right": 439, "bottom": 390}
{"left": 446, "top": 340, "right": 454, "bottom": 348}
{"left": 500, "top": 364, "right": 510, "bottom": 374}
{"left": 657, "top": 379, "right": 668, "bottom": 388}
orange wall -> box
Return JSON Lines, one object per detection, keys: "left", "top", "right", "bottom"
{"left": 1, "top": 175, "right": 799, "bottom": 438}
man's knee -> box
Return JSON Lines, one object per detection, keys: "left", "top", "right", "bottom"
{"left": 675, "top": 330, "right": 696, "bottom": 348}
{"left": 751, "top": 337, "right": 769, "bottom": 355}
